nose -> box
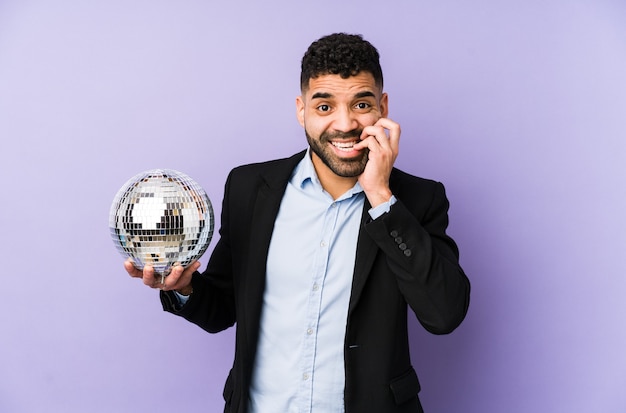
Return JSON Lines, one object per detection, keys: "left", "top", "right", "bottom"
{"left": 332, "top": 106, "right": 359, "bottom": 132}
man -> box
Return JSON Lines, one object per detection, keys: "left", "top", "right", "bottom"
{"left": 126, "top": 33, "right": 470, "bottom": 413}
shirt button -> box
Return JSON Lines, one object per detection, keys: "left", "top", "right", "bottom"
{"left": 303, "top": 373, "right": 309, "bottom": 380}
{"left": 312, "top": 284, "right": 319, "bottom": 291}
{"left": 320, "top": 241, "right": 327, "bottom": 247}
{"left": 307, "top": 328, "right": 313, "bottom": 335}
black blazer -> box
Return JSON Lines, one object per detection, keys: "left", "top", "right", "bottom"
{"left": 162, "top": 151, "right": 470, "bottom": 413}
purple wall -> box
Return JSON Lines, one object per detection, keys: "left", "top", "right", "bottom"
{"left": 1, "top": 1, "right": 625, "bottom": 412}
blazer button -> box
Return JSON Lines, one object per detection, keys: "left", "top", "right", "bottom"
{"left": 403, "top": 249, "right": 412, "bottom": 257}
{"left": 390, "top": 230, "right": 399, "bottom": 238}
{"left": 399, "top": 243, "right": 407, "bottom": 250}
{"left": 394, "top": 236, "right": 403, "bottom": 244}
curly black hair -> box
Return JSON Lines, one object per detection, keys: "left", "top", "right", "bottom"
{"left": 300, "top": 33, "right": 383, "bottom": 92}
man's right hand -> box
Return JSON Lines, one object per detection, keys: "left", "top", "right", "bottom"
{"left": 124, "top": 259, "right": 200, "bottom": 296}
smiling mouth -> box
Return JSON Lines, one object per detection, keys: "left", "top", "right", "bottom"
{"left": 331, "top": 140, "right": 359, "bottom": 152}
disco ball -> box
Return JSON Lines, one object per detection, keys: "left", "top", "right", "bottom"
{"left": 109, "top": 169, "right": 214, "bottom": 276}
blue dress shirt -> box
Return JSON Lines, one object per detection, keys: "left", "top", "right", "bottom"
{"left": 247, "top": 150, "right": 393, "bottom": 413}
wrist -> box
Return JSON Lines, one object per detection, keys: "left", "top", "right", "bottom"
{"left": 175, "top": 285, "right": 193, "bottom": 296}
{"left": 366, "top": 188, "right": 393, "bottom": 208}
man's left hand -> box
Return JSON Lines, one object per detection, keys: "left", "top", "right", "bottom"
{"left": 353, "top": 117, "right": 401, "bottom": 207}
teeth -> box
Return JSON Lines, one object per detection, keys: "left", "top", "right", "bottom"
{"left": 331, "top": 141, "right": 356, "bottom": 152}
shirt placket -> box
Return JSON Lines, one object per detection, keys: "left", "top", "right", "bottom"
{"left": 297, "top": 200, "right": 340, "bottom": 413}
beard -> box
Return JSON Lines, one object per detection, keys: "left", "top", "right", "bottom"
{"left": 305, "top": 128, "right": 369, "bottom": 178}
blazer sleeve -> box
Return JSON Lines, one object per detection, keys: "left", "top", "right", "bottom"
{"left": 364, "top": 180, "right": 470, "bottom": 334}
{"left": 160, "top": 170, "right": 237, "bottom": 334}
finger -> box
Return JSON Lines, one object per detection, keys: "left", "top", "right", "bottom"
{"left": 184, "top": 261, "right": 202, "bottom": 277}
{"left": 356, "top": 120, "right": 400, "bottom": 156}
{"left": 353, "top": 135, "right": 375, "bottom": 152}
{"left": 353, "top": 127, "right": 384, "bottom": 152}
{"left": 374, "top": 117, "right": 401, "bottom": 150}
{"left": 162, "top": 261, "right": 201, "bottom": 291}
{"left": 354, "top": 129, "right": 391, "bottom": 155}
{"left": 142, "top": 265, "right": 157, "bottom": 287}
{"left": 124, "top": 259, "right": 142, "bottom": 278}
{"left": 161, "top": 264, "right": 184, "bottom": 291}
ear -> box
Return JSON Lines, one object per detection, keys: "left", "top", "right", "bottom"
{"left": 379, "top": 92, "right": 389, "bottom": 118}
{"left": 295, "top": 95, "right": 305, "bottom": 127}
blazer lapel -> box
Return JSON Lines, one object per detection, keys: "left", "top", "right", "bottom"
{"left": 242, "top": 152, "right": 306, "bottom": 345}
{"left": 348, "top": 199, "right": 379, "bottom": 315}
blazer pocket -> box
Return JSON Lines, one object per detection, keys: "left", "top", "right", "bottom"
{"left": 389, "top": 367, "right": 421, "bottom": 405}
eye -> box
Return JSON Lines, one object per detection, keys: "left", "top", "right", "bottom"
{"left": 317, "top": 104, "right": 331, "bottom": 112}
{"left": 355, "top": 102, "right": 371, "bottom": 110}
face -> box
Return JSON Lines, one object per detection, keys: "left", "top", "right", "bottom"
{"left": 296, "top": 72, "right": 388, "bottom": 178}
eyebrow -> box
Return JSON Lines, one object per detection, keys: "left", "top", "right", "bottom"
{"left": 311, "top": 92, "right": 332, "bottom": 100}
{"left": 310, "top": 91, "right": 377, "bottom": 100}
{"left": 354, "top": 91, "right": 376, "bottom": 99}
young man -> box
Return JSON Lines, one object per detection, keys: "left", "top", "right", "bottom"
{"left": 126, "top": 33, "right": 470, "bottom": 413}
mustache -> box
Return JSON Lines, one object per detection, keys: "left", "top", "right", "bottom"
{"left": 320, "top": 129, "right": 363, "bottom": 142}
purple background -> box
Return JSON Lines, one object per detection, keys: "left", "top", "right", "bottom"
{"left": 1, "top": 1, "right": 625, "bottom": 412}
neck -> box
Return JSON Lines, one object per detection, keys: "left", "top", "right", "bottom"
{"left": 311, "top": 154, "right": 358, "bottom": 200}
